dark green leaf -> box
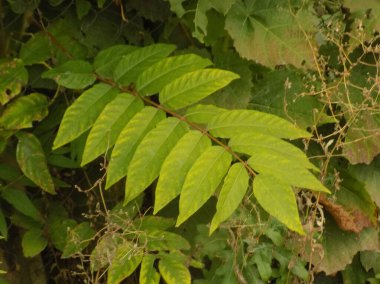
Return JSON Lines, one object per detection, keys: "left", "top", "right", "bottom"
{"left": 22, "top": 228, "right": 48, "bottom": 257}
{"left": 61, "top": 222, "right": 96, "bottom": 258}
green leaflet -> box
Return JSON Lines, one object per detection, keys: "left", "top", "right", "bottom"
{"left": 185, "top": 104, "right": 227, "bottom": 124}
{"left": 140, "top": 255, "right": 160, "bottom": 284}
{"left": 16, "top": 132, "right": 55, "bottom": 194}
{"left": 0, "top": 93, "right": 48, "bottom": 130}
{"left": 0, "top": 59, "right": 28, "bottom": 105}
{"left": 42, "top": 59, "right": 96, "bottom": 89}
{"left": 253, "top": 174, "right": 304, "bottom": 235}
{"left": 229, "top": 133, "right": 318, "bottom": 171}
{"left": 61, "top": 222, "right": 96, "bottom": 258}
{"left": 53, "top": 84, "right": 118, "bottom": 149}
{"left": 159, "top": 69, "right": 239, "bottom": 110}
{"left": 210, "top": 163, "right": 249, "bottom": 234}
{"left": 94, "top": 45, "right": 137, "bottom": 78}
{"left": 22, "top": 228, "right": 48, "bottom": 257}
{"left": 124, "top": 118, "right": 188, "bottom": 205}
{"left": 114, "top": 44, "right": 176, "bottom": 86}
{"left": 158, "top": 254, "right": 191, "bottom": 284}
{"left": 154, "top": 131, "right": 211, "bottom": 214}
{"left": 248, "top": 154, "right": 330, "bottom": 193}
{"left": 81, "top": 94, "right": 144, "bottom": 165}
{"left": 208, "top": 109, "right": 311, "bottom": 139}
{"left": 106, "top": 107, "right": 166, "bottom": 189}
{"left": 107, "top": 243, "right": 143, "bottom": 284}
{"left": 136, "top": 54, "right": 212, "bottom": 96}
{"left": 19, "top": 33, "right": 51, "bottom": 65}
{"left": 1, "top": 188, "right": 42, "bottom": 221}
{"left": 177, "top": 146, "right": 232, "bottom": 226}
{"left": 141, "top": 231, "right": 190, "bottom": 251}
{"left": 0, "top": 207, "right": 7, "bottom": 240}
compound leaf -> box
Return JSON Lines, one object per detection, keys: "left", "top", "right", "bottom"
{"left": 177, "top": 146, "right": 231, "bottom": 226}
{"left": 53, "top": 84, "right": 118, "bottom": 149}
{"left": 81, "top": 94, "right": 143, "bottom": 165}
{"left": 210, "top": 163, "right": 249, "bottom": 234}
{"left": 208, "top": 109, "right": 311, "bottom": 140}
{"left": 253, "top": 174, "right": 304, "bottom": 234}
{"left": 114, "top": 44, "right": 176, "bottom": 86}
{"left": 125, "top": 118, "right": 188, "bottom": 205}
{"left": 159, "top": 69, "right": 239, "bottom": 110}
{"left": 136, "top": 54, "right": 212, "bottom": 96}
{"left": 155, "top": 131, "right": 211, "bottom": 214}
{"left": 106, "top": 107, "right": 166, "bottom": 189}
{"left": 16, "top": 132, "right": 55, "bottom": 194}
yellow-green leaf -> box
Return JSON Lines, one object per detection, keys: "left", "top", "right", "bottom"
{"left": 140, "top": 255, "right": 160, "bottom": 284}
{"left": 22, "top": 228, "right": 48, "bottom": 257}
{"left": 159, "top": 254, "right": 191, "bottom": 284}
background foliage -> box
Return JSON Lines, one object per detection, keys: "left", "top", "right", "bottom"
{"left": 0, "top": 0, "right": 380, "bottom": 283}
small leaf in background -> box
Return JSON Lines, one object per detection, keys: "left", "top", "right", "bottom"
{"left": 155, "top": 131, "right": 211, "bottom": 214}
{"left": 177, "top": 146, "right": 231, "bottom": 226}
{"left": 53, "top": 84, "right": 118, "bottom": 149}
{"left": 159, "top": 254, "right": 191, "bottom": 284}
{"left": 133, "top": 216, "right": 175, "bottom": 232}
{"left": 208, "top": 109, "right": 312, "bottom": 140}
{"left": 159, "top": 69, "right": 239, "bottom": 110}
{"left": 253, "top": 174, "right": 304, "bottom": 235}
{"left": 19, "top": 33, "right": 51, "bottom": 65}
{"left": 22, "top": 228, "right": 48, "bottom": 257}
{"left": 106, "top": 107, "right": 166, "bottom": 189}
{"left": 94, "top": 45, "right": 138, "bottom": 78}
{"left": 1, "top": 188, "right": 42, "bottom": 221}
{"left": 225, "top": 0, "right": 317, "bottom": 69}
{"left": 107, "top": 243, "right": 143, "bottom": 284}
{"left": 0, "top": 208, "right": 7, "bottom": 240}
{"left": 42, "top": 59, "right": 96, "bottom": 89}
{"left": 114, "top": 44, "right": 176, "bottom": 85}
{"left": 76, "top": 0, "right": 92, "bottom": 19}
{"left": 81, "top": 94, "right": 144, "bottom": 165}
{"left": 251, "top": 244, "right": 273, "bottom": 282}
{"left": 125, "top": 118, "right": 188, "bottom": 205}
{"left": 0, "top": 59, "right": 28, "bottom": 105}
{"left": 90, "top": 234, "right": 122, "bottom": 271}
{"left": 0, "top": 93, "right": 48, "bottom": 130}
{"left": 61, "top": 222, "right": 96, "bottom": 258}
{"left": 140, "top": 254, "right": 160, "bottom": 284}
{"left": 210, "top": 163, "right": 249, "bottom": 234}
{"left": 141, "top": 231, "right": 190, "bottom": 251}
{"left": 136, "top": 54, "right": 212, "bottom": 96}
{"left": 16, "top": 132, "right": 55, "bottom": 194}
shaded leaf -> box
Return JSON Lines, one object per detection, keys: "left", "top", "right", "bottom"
{"left": 141, "top": 231, "right": 190, "bottom": 251}
{"left": 140, "top": 254, "right": 160, "bottom": 284}
{"left": 62, "top": 222, "right": 96, "bottom": 258}
{"left": 125, "top": 118, "right": 188, "bottom": 205}
{"left": 0, "top": 59, "right": 28, "bottom": 105}
{"left": 253, "top": 174, "right": 304, "bottom": 234}
{"left": 208, "top": 109, "right": 311, "bottom": 140}
{"left": 81, "top": 94, "right": 144, "bottom": 165}
{"left": 42, "top": 60, "right": 96, "bottom": 89}
{"left": 225, "top": 0, "right": 317, "bottom": 68}
{"left": 159, "top": 69, "right": 239, "bottom": 110}
{"left": 1, "top": 188, "right": 42, "bottom": 221}
{"left": 47, "top": 213, "right": 77, "bottom": 251}
{"left": 22, "top": 228, "right": 48, "bottom": 257}
{"left": 159, "top": 254, "right": 191, "bottom": 284}
{"left": 177, "top": 146, "right": 231, "bottom": 226}
{"left": 94, "top": 45, "right": 137, "bottom": 78}
{"left": 248, "top": 154, "right": 329, "bottom": 193}
{"left": 53, "top": 84, "right": 118, "bottom": 149}
{"left": 136, "top": 54, "right": 212, "bottom": 96}
{"left": 19, "top": 33, "right": 51, "bottom": 65}
{"left": 107, "top": 243, "right": 143, "bottom": 284}
{"left": 133, "top": 216, "right": 175, "bottom": 232}
{"left": 0, "top": 208, "right": 7, "bottom": 240}
{"left": 155, "top": 131, "right": 211, "bottom": 214}
{"left": 114, "top": 44, "right": 176, "bottom": 85}
{"left": 0, "top": 93, "right": 48, "bottom": 130}
{"left": 90, "top": 234, "right": 122, "bottom": 271}
{"left": 106, "top": 107, "right": 166, "bottom": 189}
{"left": 210, "top": 163, "right": 249, "bottom": 234}
{"left": 16, "top": 132, "right": 55, "bottom": 194}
